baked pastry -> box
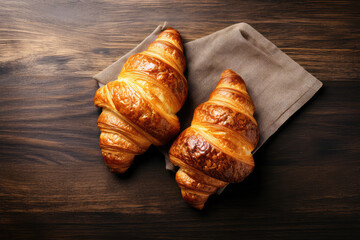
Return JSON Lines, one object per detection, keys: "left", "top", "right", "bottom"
{"left": 94, "top": 28, "right": 187, "bottom": 173}
{"left": 169, "top": 69, "right": 259, "bottom": 209}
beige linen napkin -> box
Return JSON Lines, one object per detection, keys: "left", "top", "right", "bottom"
{"left": 94, "top": 22, "right": 322, "bottom": 173}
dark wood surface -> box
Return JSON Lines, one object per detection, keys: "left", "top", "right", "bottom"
{"left": 1, "top": 0, "right": 359, "bottom": 239}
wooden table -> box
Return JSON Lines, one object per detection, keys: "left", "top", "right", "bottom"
{"left": 1, "top": 1, "right": 359, "bottom": 239}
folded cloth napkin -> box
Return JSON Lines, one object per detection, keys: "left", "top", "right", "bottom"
{"left": 94, "top": 22, "right": 322, "bottom": 174}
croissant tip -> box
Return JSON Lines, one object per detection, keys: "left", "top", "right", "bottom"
{"left": 109, "top": 167, "right": 129, "bottom": 174}
{"left": 163, "top": 28, "right": 182, "bottom": 38}
{"left": 220, "top": 69, "right": 246, "bottom": 87}
{"left": 180, "top": 188, "right": 209, "bottom": 211}
{"left": 164, "top": 27, "right": 178, "bottom": 32}
{"left": 192, "top": 203, "right": 205, "bottom": 210}
{"left": 222, "top": 69, "right": 237, "bottom": 76}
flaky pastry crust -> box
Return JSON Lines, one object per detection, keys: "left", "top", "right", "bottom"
{"left": 169, "top": 69, "right": 259, "bottom": 209}
{"left": 94, "top": 28, "right": 187, "bottom": 173}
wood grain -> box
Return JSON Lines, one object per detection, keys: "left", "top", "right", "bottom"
{"left": 1, "top": 0, "right": 359, "bottom": 239}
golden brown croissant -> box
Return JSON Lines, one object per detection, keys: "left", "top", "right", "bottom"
{"left": 94, "top": 28, "right": 187, "bottom": 173}
{"left": 169, "top": 69, "right": 259, "bottom": 209}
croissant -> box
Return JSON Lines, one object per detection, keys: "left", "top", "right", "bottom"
{"left": 94, "top": 28, "right": 187, "bottom": 173}
{"left": 169, "top": 69, "right": 259, "bottom": 209}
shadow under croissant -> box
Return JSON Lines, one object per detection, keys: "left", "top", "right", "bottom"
{"left": 200, "top": 166, "right": 263, "bottom": 211}
{"left": 109, "top": 146, "right": 161, "bottom": 180}
{"left": 109, "top": 157, "right": 140, "bottom": 180}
